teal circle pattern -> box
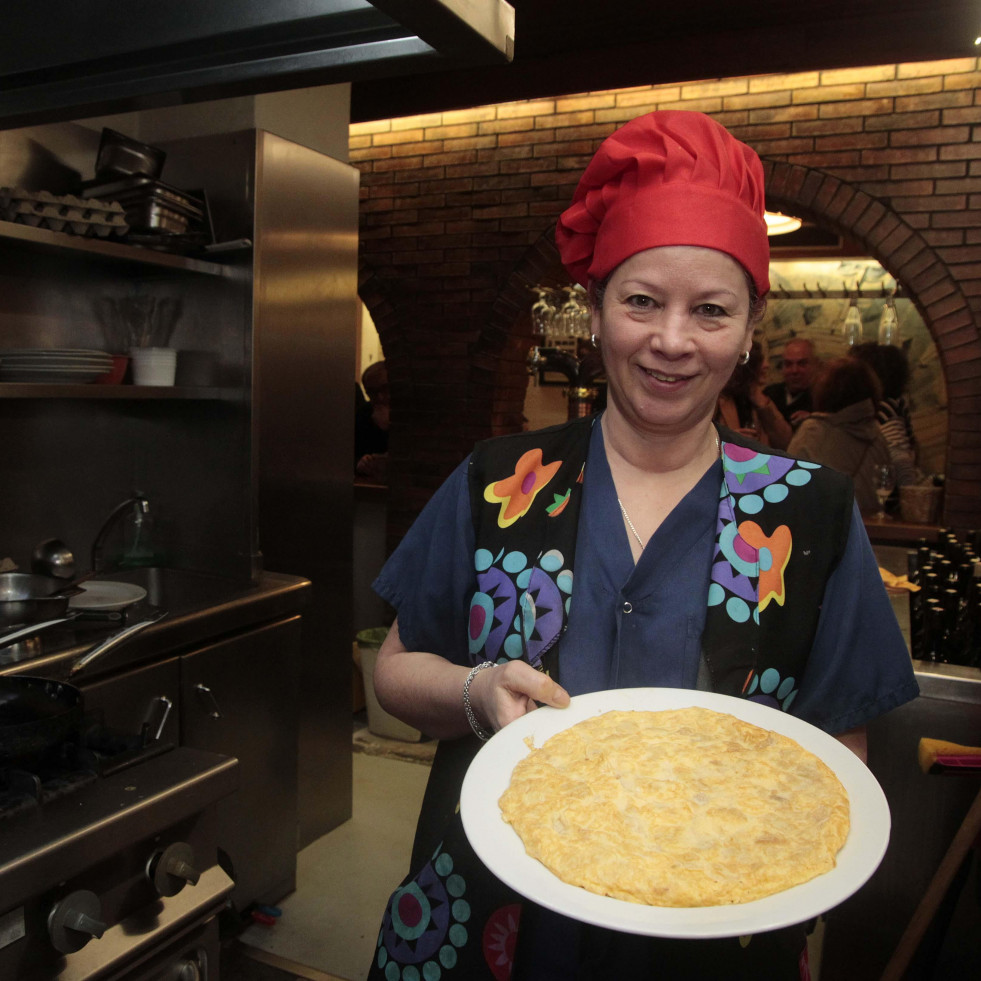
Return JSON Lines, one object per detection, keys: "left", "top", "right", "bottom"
{"left": 502, "top": 550, "right": 527, "bottom": 574}
{"left": 540, "top": 549, "right": 563, "bottom": 572}
{"left": 474, "top": 548, "right": 494, "bottom": 573}
{"left": 786, "top": 468, "right": 813, "bottom": 486}
{"left": 763, "top": 483, "right": 789, "bottom": 503}
{"left": 726, "top": 596, "right": 751, "bottom": 622}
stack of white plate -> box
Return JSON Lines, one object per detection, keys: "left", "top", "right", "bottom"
{"left": 0, "top": 348, "right": 114, "bottom": 383}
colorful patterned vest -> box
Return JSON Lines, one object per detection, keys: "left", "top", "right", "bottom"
{"left": 466, "top": 415, "right": 854, "bottom": 707}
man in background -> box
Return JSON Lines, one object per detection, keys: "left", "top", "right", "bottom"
{"left": 355, "top": 360, "right": 389, "bottom": 483}
{"left": 764, "top": 337, "right": 818, "bottom": 427}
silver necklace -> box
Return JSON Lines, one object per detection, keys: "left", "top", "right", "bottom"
{"left": 617, "top": 431, "right": 722, "bottom": 552}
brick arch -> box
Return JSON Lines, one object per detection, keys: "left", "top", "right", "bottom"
{"left": 482, "top": 163, "right": 979, "bottom": 527}
{"left": 763, "top": 159, "right": 977, "bottom": 528}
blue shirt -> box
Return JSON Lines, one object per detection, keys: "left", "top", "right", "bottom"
{"left": 374, "top": 423, "right": 918, "bottom": 735}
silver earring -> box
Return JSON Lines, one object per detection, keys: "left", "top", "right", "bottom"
{"left": 738, "top": 350, "right": 750, "bottom": 365}
{"left": 591, "top": 334, "right": 599, "bottom": 348}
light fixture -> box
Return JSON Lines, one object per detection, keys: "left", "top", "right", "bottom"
{"left": 764, "top": 211, "right": 803, "bottom": 236}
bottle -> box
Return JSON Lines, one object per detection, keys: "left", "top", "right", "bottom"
{"left": 878, "top": 298, "right": 899, "bottom": 346}
{"left": 922, "top": 600, "right": 944, "bottom": 661}
{"left": 941, "top": 588, "right": 961, "bottom": 662}
{"left": 842, "top": 299, "right": 863, "bottom": 347}
{"left": 922, "top": 571, "right": 942, "bottom": 602}
{"left": 907, "top": 551, "right": 925, "bottom": 658}
{"left": 119, "top": 501, "right": 156, "bottom": 568}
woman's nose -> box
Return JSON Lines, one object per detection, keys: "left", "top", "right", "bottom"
{"left": 649, "top": 310, "right": 695, "bottom": 356}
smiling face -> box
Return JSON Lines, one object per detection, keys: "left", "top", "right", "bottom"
{"left": 593, "top": 246, "right": 756, "bottom": 440}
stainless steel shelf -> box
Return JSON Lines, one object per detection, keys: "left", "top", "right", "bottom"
{"left": 0, "top": 219, "right": 230, "bottom": 276}
{"left": 0, "top": 383, "right": 236, "bottom": 399}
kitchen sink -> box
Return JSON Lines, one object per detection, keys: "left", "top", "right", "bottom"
{"left": 90, "top": 566, "right": 253, "bottom": 617}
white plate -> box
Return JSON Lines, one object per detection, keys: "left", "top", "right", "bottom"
{"left": 460, "top": 687, "right": 890, "bottom": 939}
{"left": 68, "top": 581, "right": 147, "bottom": 610}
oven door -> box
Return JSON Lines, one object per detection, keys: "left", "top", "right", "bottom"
{"left": 61, "top": 891, "right": 226, "bottom": 981}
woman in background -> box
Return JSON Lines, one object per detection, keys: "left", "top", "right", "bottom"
{"left": 787, "top": 357, "right": 892, "bottom": 512}
{"left": 715, "top": 340, "right": 793, "bottom": 448}
{"left": 849, "top": 341, "right": 924, "bottom": 486}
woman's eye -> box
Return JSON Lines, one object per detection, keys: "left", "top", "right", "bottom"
{"left": 697, "top": 303, "right": 729, "bottom": 317}
{"left": 626, "top": 294, "right": 655, "bottom": 309}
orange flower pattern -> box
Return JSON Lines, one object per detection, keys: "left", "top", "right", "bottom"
{"left": 736, "top": 521, "right": 792, "bottom": 611}
{"left": 484, "top": 448, "right": 562, "bottom": 528}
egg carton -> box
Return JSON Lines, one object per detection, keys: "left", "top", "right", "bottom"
{"left": 0, "top": 188, "right": 129, "bottom": 237}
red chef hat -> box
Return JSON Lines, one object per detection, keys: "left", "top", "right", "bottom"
{"left": 555, "top": 110, "right": 770, "bottom": 295}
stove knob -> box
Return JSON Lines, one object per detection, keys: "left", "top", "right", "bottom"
{"left": 146, "top": 841, "right": 202, "bottom": 896}
{"left": 47, "top": 889, "right": 107, "bottom": 954}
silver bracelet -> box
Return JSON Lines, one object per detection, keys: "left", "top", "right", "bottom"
{"left": 463, "top": 661, "right": 496, "bottom": 741}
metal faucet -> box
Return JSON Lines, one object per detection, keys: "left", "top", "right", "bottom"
{"left": 91, "top": 495, "right": 150, "bottom": 573}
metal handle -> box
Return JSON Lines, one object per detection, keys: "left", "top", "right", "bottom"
{"left": 143, "top": 695, "right": 173, "bottom": 742}
{"left": 69, "top": 610, "right": 165, "bottom": 676}
{"left": 194, "top": 683, "right": 222, "bottom": 720}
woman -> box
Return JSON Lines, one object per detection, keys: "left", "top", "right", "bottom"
{"left": 787, "top": 357, "right": 894, "bottom": 513}
{"left": 368, "top": 111, "right": 917, "bottom": 980}
{"left": 849, "top": 341, "right": 924, "bottom": 487}
{"left": 715, "top": 341, "right": 793, "bottom": 448}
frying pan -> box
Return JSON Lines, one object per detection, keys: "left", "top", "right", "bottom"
{"left": 0, "top": 675, "right": 84, "bottom": 763}
{"left": 0, "top": 572, "right": 79, "bottom": 628}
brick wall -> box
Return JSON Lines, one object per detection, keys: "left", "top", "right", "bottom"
{"left": 351, "top": 59, "right": 981, "bottom": 539}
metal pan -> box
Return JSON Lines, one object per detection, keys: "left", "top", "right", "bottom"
{"left": 0, "top": 573, "right": 76, "bottom": 627}
{"left": 0, "top": 675, "right": 84, "bottom": 763}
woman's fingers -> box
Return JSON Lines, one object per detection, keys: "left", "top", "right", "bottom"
{"left": 473, "top": 661, "right": 570, "bottom": 732}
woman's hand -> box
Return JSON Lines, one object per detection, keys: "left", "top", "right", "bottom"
{"left": 468, "top": 659, "right": 570, "bottom": 734}
{"left": 373, "top": 618, "right": 569, "bottom": 740}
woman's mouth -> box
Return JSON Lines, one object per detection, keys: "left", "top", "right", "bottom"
{"left": 642, "top": 366, "right": 689, "bottom": 384}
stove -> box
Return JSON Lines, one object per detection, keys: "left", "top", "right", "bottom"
{"left": 0, "top": 708, "right": 238, "bottom": 979}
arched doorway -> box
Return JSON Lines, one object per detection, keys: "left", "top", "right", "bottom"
{"left": 488, "top": 162, "right": 978, "bottom": 528}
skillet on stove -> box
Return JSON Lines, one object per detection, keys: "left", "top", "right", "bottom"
{"left": 0, "top": 675, "right": 84, "bottom": 763}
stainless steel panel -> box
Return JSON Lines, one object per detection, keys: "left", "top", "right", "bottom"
{"left": 252, "top": 131, "right": 358, "bottom": 845}
{"left": 180, "top": 616, "right": 302, "bottom": 910}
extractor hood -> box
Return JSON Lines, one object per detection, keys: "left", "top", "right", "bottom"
{"left": 0, "top": 0, "right": 515, "bottom": 129}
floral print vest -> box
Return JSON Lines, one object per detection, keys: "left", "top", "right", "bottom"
{"left": 466, "top": 416, "right": 854, "bottom": 708}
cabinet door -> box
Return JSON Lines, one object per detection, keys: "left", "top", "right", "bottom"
{"left": 79, "top": 657, "right": 181, "bottom": 746}
{"left": 180, "top": 616, "right": 302, "bottom": 911}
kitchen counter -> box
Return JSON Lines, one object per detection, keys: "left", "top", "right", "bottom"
{"left": 0, "top": 568, "right": 311, "bottom": 682}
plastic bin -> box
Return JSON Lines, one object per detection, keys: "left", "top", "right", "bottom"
{"left": 356, "top": 627, "right": 422, "bottom": 742}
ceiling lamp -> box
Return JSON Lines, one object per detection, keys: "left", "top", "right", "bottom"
{"left": 764, "top": 211, "right": 803, "bottom": 236}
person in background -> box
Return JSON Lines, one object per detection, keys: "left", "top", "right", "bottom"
{"left": 787, "top": 357, "right": 893, "bottom": 513}
{"left": 764, "top": 336, "right": 818, "bottom": 427}
{"left": 849, "top": 341, "right": 924, "bottom": 487}
{"left": 355, "top": 360, "right": 390, "bottom": 483}
{"left": 366, "top": 110, "right": 916, "bottom": 981}
{"left": 715, "top": 340, "right": 793, "bottom": 448}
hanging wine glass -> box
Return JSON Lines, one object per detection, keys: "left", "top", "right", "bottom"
{"left": 841, "top": 297, "right": 863, "bottom": 347}
{"left": 878, "top": 298, "right": 899, "bottom": 346}
{"left": 873, "top": 463, "right": 895, "bottom": 520}
{"left": 531, "top": 288, "right": 555, "bottom": 337}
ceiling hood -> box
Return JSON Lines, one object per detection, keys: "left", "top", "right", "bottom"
{"left": 0, "top": 0, "right": 515, "bottom": 130}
